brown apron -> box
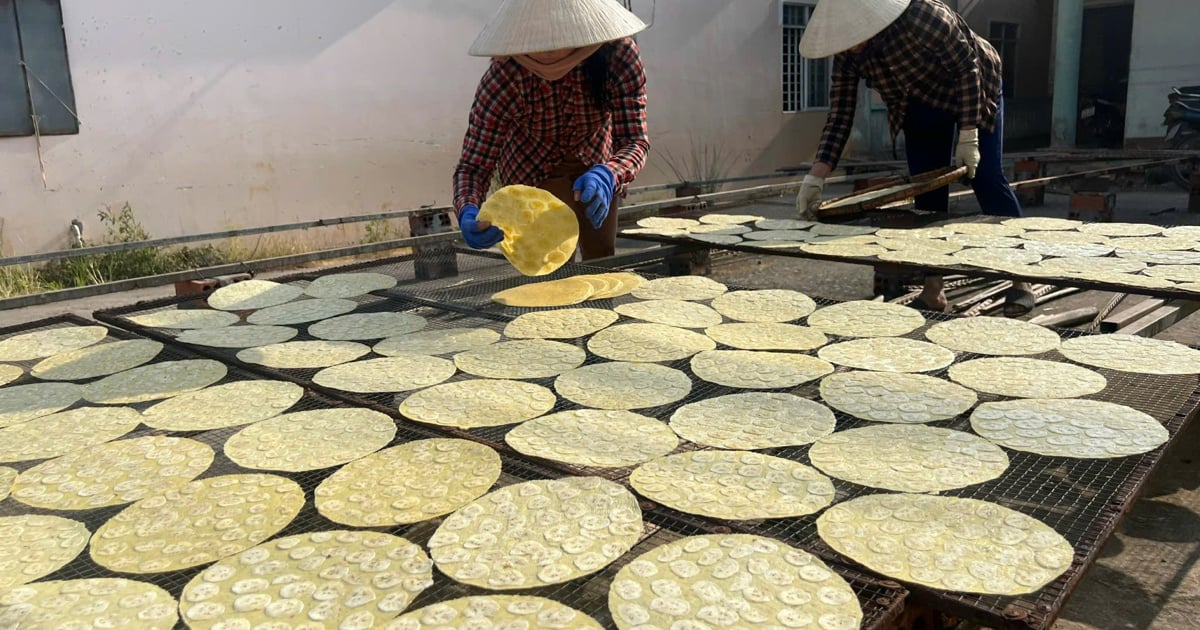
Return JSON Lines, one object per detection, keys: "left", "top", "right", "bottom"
{"left": 536, "top": 162, "right": 619, "bottom": 261}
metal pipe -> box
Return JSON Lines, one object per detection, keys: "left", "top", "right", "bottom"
{"left": 1051, "top": 0, "right": 1085, "bottom": 147}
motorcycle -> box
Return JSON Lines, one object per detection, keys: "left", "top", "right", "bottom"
{"left": 1079, "top": 96, "right": 1126, "bottom": 148}
{"left": 1164, "top": 85, "right": 1200, "bottom": 190}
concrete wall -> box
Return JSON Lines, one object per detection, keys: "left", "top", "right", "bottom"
{"left": 0, "top": 0, "right": 826, "bottom": 257}
{"left": 1125, "top": 0, "right": 1200, "bottom": 142}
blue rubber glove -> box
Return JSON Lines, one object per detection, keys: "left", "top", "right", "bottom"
{"left": 572, "top": 164, "right": 616, "bottom": 229}
{"left": 457, "top": 204, "right": 504, "bottom": 249}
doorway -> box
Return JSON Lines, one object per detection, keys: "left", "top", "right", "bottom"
{"left": 1076, "top": 3, "right": 1134, "bottom": 148}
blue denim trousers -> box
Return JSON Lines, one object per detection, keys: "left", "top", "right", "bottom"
{"left": 903, "top": 91, "right": 1023, "bottom": 217}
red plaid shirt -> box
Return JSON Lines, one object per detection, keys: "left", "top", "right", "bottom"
{"left": 452, "top": 37, "right": 650, "bottom": 214}
{"left": 815, "top": 0, "right": 1002, "bottom": 168}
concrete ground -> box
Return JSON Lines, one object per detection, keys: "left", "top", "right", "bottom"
{"left": 2, "top": 175, "right": 1198, "bottom": 629}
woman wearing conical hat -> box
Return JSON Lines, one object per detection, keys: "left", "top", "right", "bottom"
{"left": 795, "top": 0, "right": 1035, "bottom": 316}
{"left": 452, "top": 0, "right": 650, "bottom": 261}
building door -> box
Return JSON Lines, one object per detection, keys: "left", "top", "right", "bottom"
{"left": 1077, "top": 4, "right": 1134, "bottom": 148}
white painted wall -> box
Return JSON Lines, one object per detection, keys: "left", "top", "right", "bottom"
{"left": 0, "top": 0, "right": 825, "bottom": 256}
{"left": 1125, "top": 0, "right": 1200, "bottom": 141}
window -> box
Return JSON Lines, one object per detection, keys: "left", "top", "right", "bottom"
{"left": 0, "top": 0, "right": 78, "bottom": 136}
{"left": 988, "top": 21, "right": 1018, "bottom": 98}
{"left": 782, "top": 2, "right": 833, "bottom": 113}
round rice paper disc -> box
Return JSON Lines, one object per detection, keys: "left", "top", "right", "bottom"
{"left": 505, "top": 410, "right": 679, "bottom": 468}
{"left": 1108, "top": 236, "right": 1197, "bottom": 252}
{"left": 876, "top": 237, "right": 963, "bottom": 255}
{"left": 428, "top": 477, "right": 642, "bottom": 590}
{"left": 947, "top": 222, "right": 1025, "bottom": 237}
{"left": 809, "top": 424, "right": 1009, "bottom": 493}
{"left": 819, "top": 371, "right": 977, "bottom": 423}
{"left": 688, "top": 223, "right": 751, "bottom": 236}
{"left": 1022, "top": 230, "right": 1110, "bottom": 245}
{"left": 609, "top": 534, "right": 862, "bottom": 630}
{"left": 1037, "top": 256, "right": 1146, "bottom": 275}
{"left": 877, "top": 250, "right": 960, "bottom": 267}
{"left": 454, "top": 340, "right": 585, "bottom": 380}
{"left": 800, "top": 242, "right": 887, "bottom": 258}
{"left": 0, "top": 364, "right": 20, "bottom": 387}
{"left": 316, "top": 439, "right": 501, "bottom": 527}
{"left": 690, "top": 350, "right": 834, "bottom": 389}
{"left": 756, "top": 218, "right": 816, "bottom": 230}
{"left": 245, "top": 298, "right": 358, "bottom": 326}
{"left": 0, "top": 326, "right": 108, "bottom": 362}
{"left": 1001, "top": 217, "right": 1083, "bottom": 231}
{"left": 0, "top": 578, "right": 178, "bottom": 629}
{"left": 313, "top": 356, "right": 456, "bottom": 393}
{"left": 953, "top": 247, "right": 1042, "bottom": 267}
{"left": 816, "top": 494, "right": 1073, "bottom": 595}
{"left": 141, "top": 380, "right": 303, "bottom": 431}
{"left": 876, "top": 227, "right": 957, "bottom": 239}
{"left": 0, "top": 407, "right": 141, "bottom": 464}
{"left": 585, "top": 271, "right": 645, "bottom": 299}
{"left": 631, "top": 451, "right": 836, "bottom": 520}
{"left": 699, "top": 213, "right": 763, "bottom": 225}
{"left": 478, "top": 185, "right": 579, "bottom": 276}
{"left": 237, "top": 340, "right": 370, "bottom": 369}
{"left": 704, "top": 323, "right": 828, "bottom": 351}
{"left": 631, "top": 276, "right": 728, "bottom": 301}
{"left": 1143, "top": 264, "right": 1200, "bottom": 283}
{"left": 308, "top": 312, "right": 428, "bottom": 341}
{"left": 12, "top": 436, "right": 214, "bottom": 511}
{"left": 1022, "top": 241, "right": 1114, "bottom": 258}
{"left": 749, "top": 240, "right": 808, "bottom": 250}
{"left": 82, "top": 359, "right": 227, "bottom": 405}
{"left": 615, "top": 299, "right": 723, "bottom": 328}
{"left": 947, "top": 234, "right": 1028, "bottom": 248}
{"left": 375, "top": 328, "right": 500, "bottom": 356}
{"left": 690, "top": 233, "right": 743, "bottom": 245}
{"left": 623, "top": 227, "right": 688, "bottom": 238}
{"left": 207, "top": 279, "right": 303, "bottom": 311}
{"left": 1162, "top": 225, "right": 1200, "bottom": 239}
{"left": 742, "top": 229, "right": 814, "bottom": 242}
{"left": 0, "top": 467, "right": 13, "bottom": 501}
{"left": 924, "top": 317, "right": 1061, "bottom": 356}
{"left": 0, "top": 382, "right": 81, "bottom": 428}
{"left": 400, "top": 379, "right": 556, "bottom": 429}
{"left": 504, "top": 308, "right": 618, "bottom": 339}
{"left": 304, "top": 272, "right": 398, "bottom": 298}
{"left": 588, "top": 323, "right": 715, "bottom": 362}
{"left": 90, "top": 474, "right": 303, "bottom": 574}
{"left": 390, "top": 597, "right": 601, "bottom": 630}
{"left": 1079, "top": 222, "right": 1163, "bottom": 237}
{"left": 1115, "top": 248, "right": 1200, "bottom": 265}
{"left": 1073, "top": 271, "right": 1176, "bottom": 289}
{"left": 555, "top": 362, "right": 691, "bottom": 410}
{"left": 177, "top": 325, "right": 298, "bottom": 348}
{"left": 949, "top": 358, "right": 1107, "bottom": 399}
{"left": 224, "top": 409, "right": 396, "bottom": 472}
{"left": 637, "top": 217, "right": 700, "bottom": 230}
{"left": 819, "top": 338, "right": 955, "bottom": 373}
{"left": 670, "top": 392, "right": 836, "bottom": 449}
{"left": 1061, "top": 333, "right": 1200, "bottom": 375}
{"left": 0, "top": 515, "right": 89, "bottom": 588}
{"left": 807, "top": 301, "right": 925, "bottom": 338}
{"left": 31, "top": 339, "right": 162, "bottom": 381}
{"left": 811, "top": 223, "right": 877, "bottom": 236}
{"left": 971, "top": 398, "right": 1168, "bottom": 458}
{"left": 179, "top": 530, "right": 433, "bottom": 629}
{"left": 492, "top": 278, "right": 594, "bottom": 307}
{"left": 126, "top": 309, "right": 240, "bottom": 330}
{"left": 710, "top": 289, "right": 817, "bottom": 323}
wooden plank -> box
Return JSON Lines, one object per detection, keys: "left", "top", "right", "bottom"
{"left": 1029, "top": 307, "right": 1100, "bottom": 327}
{"left": 1101, "top": 299, "right": 1166, "bottom": 333}
{"left": 1118, "top": 300, "right": 1200, "bottom": 337}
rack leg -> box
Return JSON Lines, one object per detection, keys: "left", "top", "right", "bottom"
{"left": 410, "top": 212, "right": 458, "bottom": 281}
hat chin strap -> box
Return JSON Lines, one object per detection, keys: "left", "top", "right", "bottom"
{"left": 510, "top": 44, "right": 603, "bottom": 81}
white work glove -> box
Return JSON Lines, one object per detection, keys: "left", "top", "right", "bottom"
{"left": 956, "top": 127, "right": 980, "bottom": 180}
{"left": 795, "top": 174, "right": 825, "bottom": 221}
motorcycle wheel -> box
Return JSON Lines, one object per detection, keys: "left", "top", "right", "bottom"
{"left": 1169, "top": 134, "right": 1200, "bottom": 190}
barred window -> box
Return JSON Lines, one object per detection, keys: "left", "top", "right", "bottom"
{"left": 782, "top": 2, "right": 833, "bottom": 113}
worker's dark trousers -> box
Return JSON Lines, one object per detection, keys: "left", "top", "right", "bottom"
{"left": 903, "top": 90, "right": 1023, "bottom": 217}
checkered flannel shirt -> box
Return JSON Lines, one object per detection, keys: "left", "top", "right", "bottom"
{"left": 452, "top": 37, "right": 650, "bottom": 215}
{"left": 815, "top": 0, "right": 1002, "bottom": 169}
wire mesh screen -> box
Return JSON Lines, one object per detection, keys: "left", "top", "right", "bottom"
{"left": 0, "top": 314, "right": 905, "bottom": 630}
{"left": 92, "top": 254, "right": 1200, "bottom": 629}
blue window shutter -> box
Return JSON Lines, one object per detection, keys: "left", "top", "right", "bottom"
{"left": 0, "top": 0, "right": 33, "bottom": 136}
{"left": 14, "top": 0, "right": 77, "bottom": 135}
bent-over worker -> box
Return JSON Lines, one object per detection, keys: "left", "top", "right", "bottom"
{"left": 452, "top": 0, "right": 651, "bottom": 261}
{"left": 796, "top": 0, "right": 1035, "bottom": 316}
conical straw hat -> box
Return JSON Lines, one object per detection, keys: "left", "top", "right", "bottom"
{"left": 799, "top": 0, "right": 912, "bottom": 59}
{"left": 470, "top": 0, "right": 649, "bottom": 57}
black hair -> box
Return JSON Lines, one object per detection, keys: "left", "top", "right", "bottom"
{"left": 581, "top": 42, "right": 618, "bottom": 109}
